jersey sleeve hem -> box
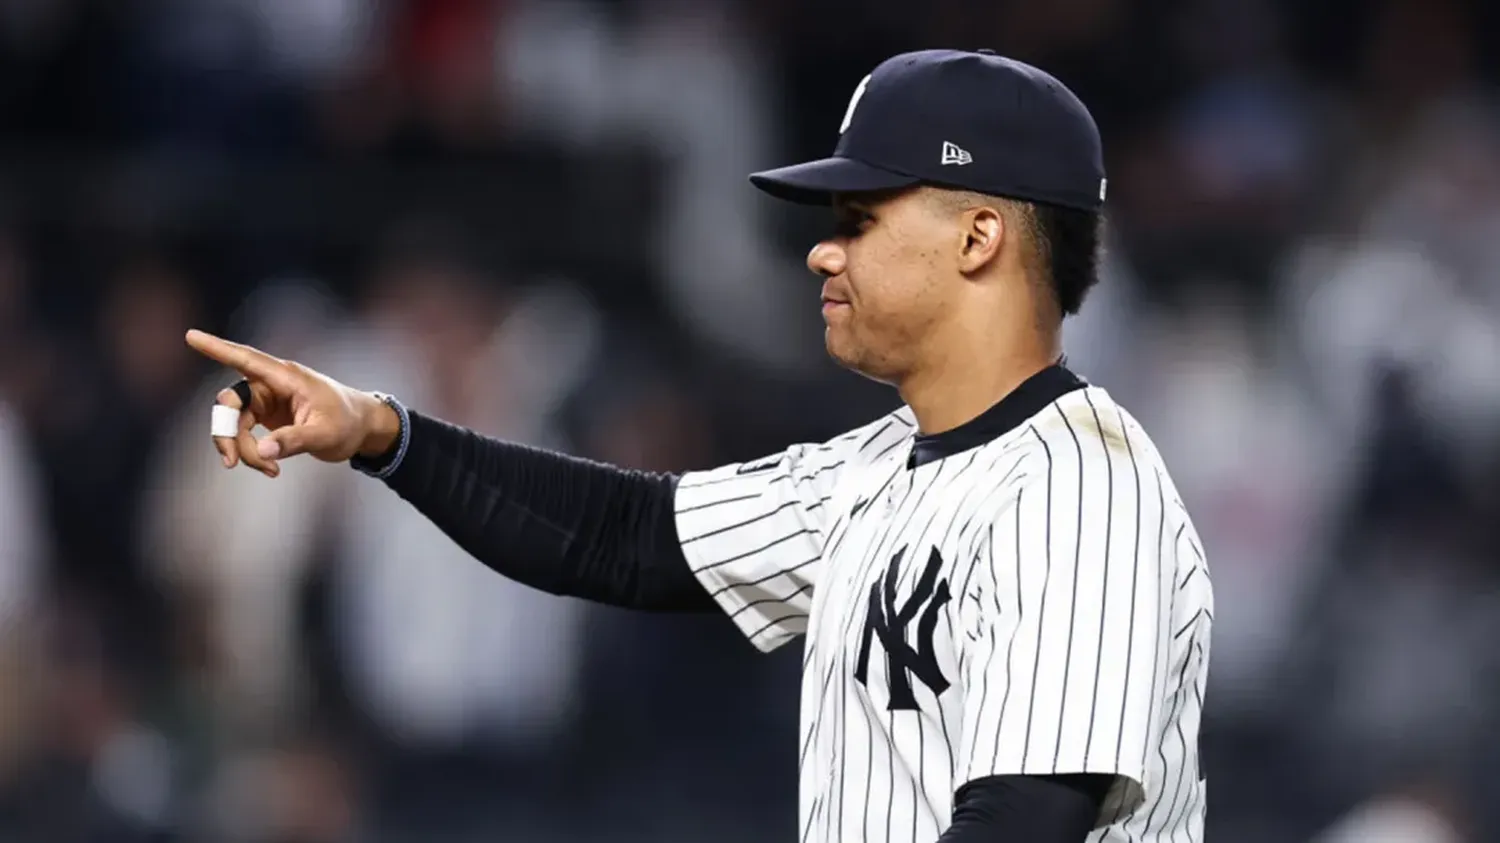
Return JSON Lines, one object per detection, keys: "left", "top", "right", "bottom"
{"left": 682, "top": 545, "right": 806, "bottom": 654}
{"left": 674, "top": 467, "right": 811, "bottom": 654}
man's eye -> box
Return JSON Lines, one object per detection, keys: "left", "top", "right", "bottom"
{"left": 833, "top": 213, "right": 873, "bottom": 238}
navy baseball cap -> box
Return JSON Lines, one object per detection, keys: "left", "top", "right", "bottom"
{"left": 750, "top": 49, "right": 1106, "bottom": 212}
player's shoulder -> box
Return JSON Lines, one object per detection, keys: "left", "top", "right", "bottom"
{"left": 992, "top": 385, "right": 1180, "bottom": 496}
{"left": 1023, "top": 385, "right": 1159, "bottom": 458}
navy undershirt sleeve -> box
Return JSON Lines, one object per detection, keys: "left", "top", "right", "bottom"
{"left": 938, "top": 774, "right": 1114, "bottom": 842}
{"left": 352, "top": 408, "right": 716, "bottom": 612}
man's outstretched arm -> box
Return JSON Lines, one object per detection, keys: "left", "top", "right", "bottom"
{"left": 184, "top": 329, "right": 893, "bottom": 633}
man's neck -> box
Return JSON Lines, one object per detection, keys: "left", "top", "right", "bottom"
{"left": 897, "top": 336, "right": 1061, "bottom": 436}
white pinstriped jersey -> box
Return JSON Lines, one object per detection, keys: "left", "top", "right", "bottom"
{"left": 674, "top": 372, "right": 1211, "bottom": 843}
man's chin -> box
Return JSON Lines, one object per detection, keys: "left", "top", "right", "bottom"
{"left": 824, "top": 331, "right": 855, "bottom": 369}
{"left": 825, "top": 336, "right": 898, "bottom": 385}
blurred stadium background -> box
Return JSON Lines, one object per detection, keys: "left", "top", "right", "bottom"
{"left": 3, "top": 0, "right": 1500, "bottom": 841}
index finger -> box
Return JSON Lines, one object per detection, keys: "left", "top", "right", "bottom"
{"left": 185, "top": 329, "right": 299, "bottom": 391}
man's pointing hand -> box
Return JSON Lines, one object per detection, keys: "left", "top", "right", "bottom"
{"left": 185, "top": 329, "right": 400, "bottom": 478}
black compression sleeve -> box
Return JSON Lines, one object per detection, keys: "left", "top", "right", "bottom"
{"left": 938, "top": 774, "right": 1114, "bottom": 843}
{"left": 354, "top": 408, "right": 716, "bottom": 613}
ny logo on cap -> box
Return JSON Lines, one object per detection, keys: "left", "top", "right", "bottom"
{"left": 840, "top": 74, "right": 872, "bottom": 134}
{"left": 940, "top": 141, "right": 972, "bottom": 166}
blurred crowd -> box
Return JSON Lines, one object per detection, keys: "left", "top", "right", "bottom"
{"left": 3, "top": 0, "right": 1500, "bottom": 841}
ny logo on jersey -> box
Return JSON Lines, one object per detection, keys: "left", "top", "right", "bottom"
{"left": 853, "top": 546, "right": 952, "bottom": 710}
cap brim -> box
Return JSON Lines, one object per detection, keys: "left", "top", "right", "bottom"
{"left": 748, "top": 156, "right": 920, "bottom": 205}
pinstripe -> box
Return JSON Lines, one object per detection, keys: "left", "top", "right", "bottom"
{"left": 985, "top": 489, "right": 1026, "bottom": 774}
{"left": 1050, "top": 404, "right": 1087, "bottom": 771}
{"left": 676, "top": 490, "right": 762, "bottom": 513}
{"left": 1141, "top": 574, "right": 1185, "bottom": 837}
{"left": 1020, "top": 423, "right": 1056, "bottom": 771}
{"left": 682, "top": 500, "right": 805, "bottom": 547}
{"left": 1113, "top": 406, "right": 1143, "bottom": 774}
{"left": 1081, "top": 392, "right": 1115, "bottom": 765}
{"left": 692, "top": 527, "right": 815, "bottom": 571}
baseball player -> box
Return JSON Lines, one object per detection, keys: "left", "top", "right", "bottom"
{"left": 188, "top": 49, "right": 1210, "bottom": 843}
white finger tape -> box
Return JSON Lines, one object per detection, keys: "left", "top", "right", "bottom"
{"left": 211, "top": 404, "right": 242, "bottom": 438}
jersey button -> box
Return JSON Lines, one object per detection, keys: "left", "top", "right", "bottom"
{"left": 889, "top": 471, "right": 914, "bottom": 513}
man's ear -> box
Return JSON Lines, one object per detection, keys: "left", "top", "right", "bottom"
{"left": 958, "top": 205, "right": 1004, "bottom": 275}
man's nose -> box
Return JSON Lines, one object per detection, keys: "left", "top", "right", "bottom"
{"left": 807, "top": 241, "right": 846, "bottom": 278}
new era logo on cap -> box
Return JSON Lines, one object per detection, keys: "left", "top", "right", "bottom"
{"left": 748, "top": 49, "right": 1106, "bottom": 212}
{"left": 940, "top": 142, "right": 972, "bottom": 166}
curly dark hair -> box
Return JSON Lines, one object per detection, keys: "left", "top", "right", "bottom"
{"left": 1011, "top": 199, "right": 1104, "bottom": 317}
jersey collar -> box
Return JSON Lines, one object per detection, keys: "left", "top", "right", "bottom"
{"left": 907, "top": 364, "right": 1086, "bottom": 469}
